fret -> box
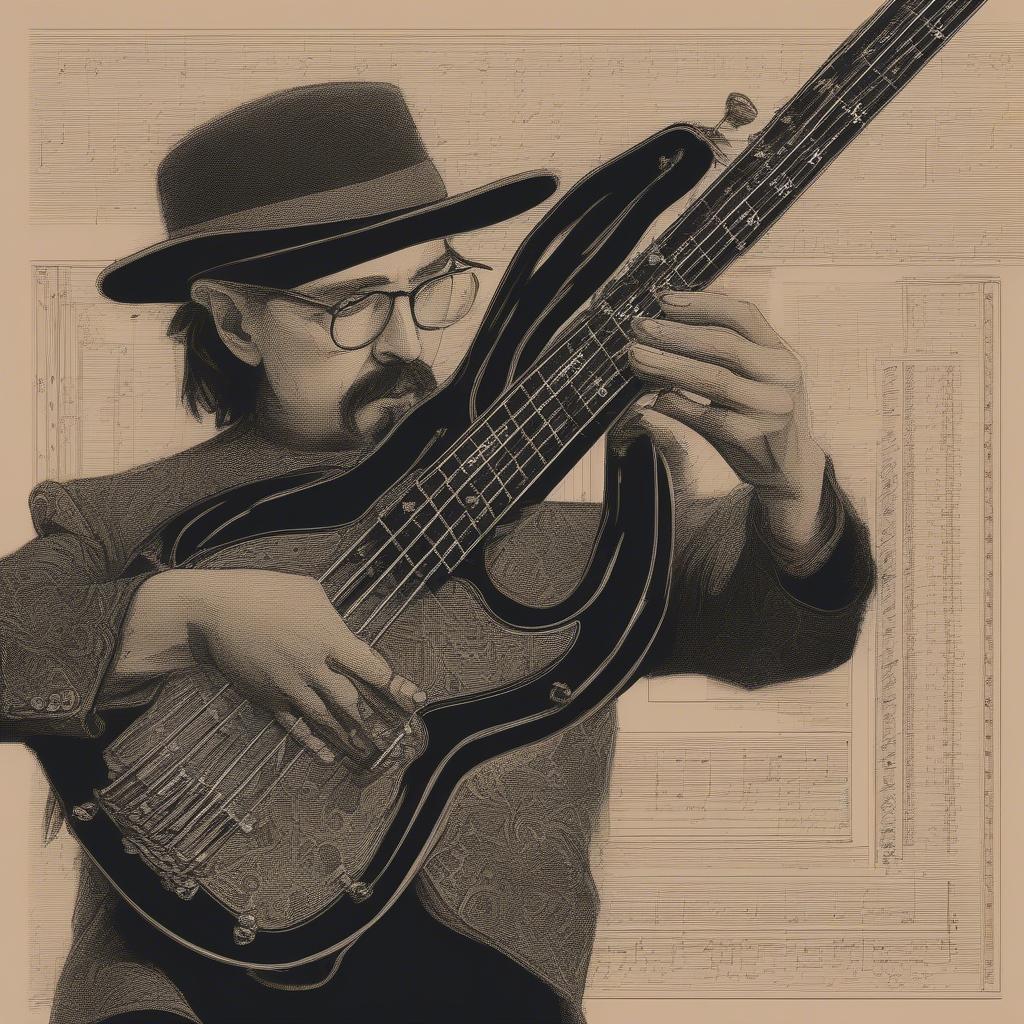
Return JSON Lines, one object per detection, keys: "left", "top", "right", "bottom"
{"left": 463, "top": 481, "right": 497, "bottom": 521}
{"left": 529, "top": 342, "right": 592, "bottom": 426}
{"left": 375, "top": 519, "right": 434, "bottom": 576}
{"left": 742, "top": 211, "right": 761, "bottom": 230}
{"left": 381, "top": 492, "right": 472, "bottom": 574}
{"left": 525, "top": 363, "right": 579, "bottom": 436}
{"left": 482, "top": 395, "right": 547, "bottom": 481}
{"left": 594, "top": 304, "right": 635, "bottom": 349}
{"left": 580, "top": 323, "right": 628, "bottom": 384}
{"left": 423, "top": 485, "right": 496, "bottom": 546}
{"left": 536, "top": 368, "right": 588, "bottom": 427}
{"left": 451, "top": 430, "right": 501, "bottom": 488}
{"left": 477, "top": 421, "right": 519, "bottom": 501}
{"left": 516, "top": 391, "right": 565, "bottom": 456}
{"left": 522, "top": 390, "right": 567, "bottom": 449}
{"left": 492, "top": 418, "right": 538, "bottom": 491}
{"left": 514, "top": 409, "right": 551, "bottom": 464}
{"left": 688, "top": 233, "right": 718, "bottom": 272}
{"left": 656, "top": 263, "right": 696, "bottom": 292}
{"left": 548, "top": 339, "right": 602, "bottom": 411}
{"left": 333, "top": 0, "right": 988, "bottom": 642}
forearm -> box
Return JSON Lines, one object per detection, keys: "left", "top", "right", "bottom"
{"left": 99, "top": 569, "right": 211, "bottom": 708}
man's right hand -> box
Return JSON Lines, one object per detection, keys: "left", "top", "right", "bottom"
{"left": 110, "top": 568, "right": 426, "bottom": 763}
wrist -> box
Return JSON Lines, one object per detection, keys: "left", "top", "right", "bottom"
{"left": 755, "top": 451, "right": 828, "bottom": 556}
{"left": 127, "top": 568, "right": 221, "bottom": 655}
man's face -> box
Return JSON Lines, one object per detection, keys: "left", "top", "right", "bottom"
{"left": 240, "top": 238, "right": 470, "bottom": 448}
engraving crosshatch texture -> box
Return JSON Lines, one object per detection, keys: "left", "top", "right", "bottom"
{"left": 15, "top": 9, "right": 1008, "bottom": 1020}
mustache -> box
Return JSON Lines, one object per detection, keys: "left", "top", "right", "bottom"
{"left": 338, "top": 359, "right": 438, "bottom": 437}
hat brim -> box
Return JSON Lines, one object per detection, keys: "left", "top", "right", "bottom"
{"left": 97, "top": 170, "right": 558, "bottom": 304}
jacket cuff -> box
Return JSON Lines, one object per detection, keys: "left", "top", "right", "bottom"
{"left": 750, "top": 457, "right": 846, "bottom": 578}
{"left": 0, "top": 570, "right": 158, "bottom": 740}
{"left": 751, "top": 461, "right": 873, "bottom": 613}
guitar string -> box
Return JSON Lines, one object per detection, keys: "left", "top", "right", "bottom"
{"left": 117, "top": 697, "right": 252, "bottom": 819}
{"left": 126, "top": 0, "right": 959, "bottom": 843}
{"left": 316, "top": 325, "right": 623, "bottom": 608}
{"left": 120, "top": 339, "right": 635, "bottom": 851}
{"left": 325, "top": 0, "right": 961, "bottom": 637}
{"left": 163, "top": 0, "right": 962, "bottom": 845}
{"left": 348, "top": 332, "right": 627, "bottom": 618}
{"left": 301, "top": 0, "right": 976, "bottom": 826}
{"left": 314, "top": 0, "right": 958, "bottom": 619}
{"left": 124, "top": 0, "right": 966, "bottom": 861}
{"left": 339, "top": 334, "right": 628, "bottom": 628}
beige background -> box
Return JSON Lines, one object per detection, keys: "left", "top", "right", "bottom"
{"left": 2, "top": 1, "right": 1023, "bottom": 1022}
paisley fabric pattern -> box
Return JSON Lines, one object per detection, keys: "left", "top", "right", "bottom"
{"left": 0, "top": 420, "right": 875, "bottom": 1023}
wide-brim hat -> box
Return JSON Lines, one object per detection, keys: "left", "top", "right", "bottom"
{"left": 97, "top": 82, "right": 558, "bottom": 304}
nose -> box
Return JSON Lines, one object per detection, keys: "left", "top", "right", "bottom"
{"left": 371, "top": 294, "right": 422, "bottom": 364}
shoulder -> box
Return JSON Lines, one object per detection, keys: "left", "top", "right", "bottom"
{"left": 56, "top": 428, "right": 238, "bottom": 510}
{"left": 29, "top": 426, "right": 255, "bottom": 556}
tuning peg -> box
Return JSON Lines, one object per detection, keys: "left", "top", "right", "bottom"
{"left": 714, "top": 92, "right": 758, "bottom": 132}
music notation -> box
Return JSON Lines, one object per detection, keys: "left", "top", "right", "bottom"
{"left": 24, "top": 9, "right": 1010, "bottom": 1013}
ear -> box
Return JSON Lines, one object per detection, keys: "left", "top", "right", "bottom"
{"left": 190, "top": 279, "right": 263, "bottom": 368}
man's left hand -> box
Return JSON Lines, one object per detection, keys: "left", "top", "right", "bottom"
{"left": 625, "top": 290, "right": 827, "bottom": 555}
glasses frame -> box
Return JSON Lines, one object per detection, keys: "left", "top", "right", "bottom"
{"left": 235, "top": 254, "right": 493, "bottom": 351}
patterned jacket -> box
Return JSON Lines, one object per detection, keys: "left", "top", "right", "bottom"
{"left": 0, "top": 420, "right": 875, "bottom": 1023}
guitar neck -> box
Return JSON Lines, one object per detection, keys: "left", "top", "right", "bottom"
{"left": 611, "top": 0, "right": 987, "bottom": 299}
{"left": 323, "top": 0, "right": 987, "bottom": 640}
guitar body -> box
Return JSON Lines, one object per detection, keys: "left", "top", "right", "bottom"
{"left": 28, "top": 122, "right": 708, "bottom": 973}
{"left": 29, "top": 432, "right": 674, "bottom": 973}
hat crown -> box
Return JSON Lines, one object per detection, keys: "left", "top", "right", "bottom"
{"left": 157, "top": 82, "right": 435, "bottom": 234}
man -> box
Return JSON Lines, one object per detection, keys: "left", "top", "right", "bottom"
{"left": 0, "top": 82, "right": 874, "bottom": 1024}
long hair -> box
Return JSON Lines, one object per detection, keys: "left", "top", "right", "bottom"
{"left": 166, "top": 300, "right": 264, "bottom": 428}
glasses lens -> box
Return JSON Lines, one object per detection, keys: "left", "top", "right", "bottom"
{"left": 329, "top": 293, "right": 394, "bottom": 350}
{"left": 414, "top": 272, "right": 479, "bottom": 329}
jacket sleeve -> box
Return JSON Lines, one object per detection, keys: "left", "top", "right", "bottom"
{"left": 0, "top": 479, "right": 158, "bottom": 741}
{"left": 647, "top": 456, "right": 876, "bottom": 686}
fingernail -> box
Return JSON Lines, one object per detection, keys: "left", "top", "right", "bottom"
{"left": 348, "top": 730, "right": 370, "bottom": 756}
{"left": 318, "top": 747, "right": 335, "bottom": 764}
{"left": 629, "top": 342, "right": 658, "bottom": 360}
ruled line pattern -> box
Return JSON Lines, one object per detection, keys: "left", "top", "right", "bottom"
{"left": 23, "top": 19, "right": 1008, "bottom": 1013}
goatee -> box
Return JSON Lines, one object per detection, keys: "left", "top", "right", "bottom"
{"left": 338, "top": 359, "right": 438, "bottom": 444}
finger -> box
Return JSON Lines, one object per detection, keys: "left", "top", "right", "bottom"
{"left": 651, "top": 390, "right": 768, "bottom": 448}
{"left": 314, "top": 663, "right": 363, "bottom": 718}
{"left": 655, "top": 291, "right": 786, "bottom": 349}
{"left": 276, "top": 708, "right": 336, "bottom": 764}
{"left": 631, "top": 404, "right": 695, "bottom": 451}
{"left": 632, "top": 318, "right": 796, "bottom": 384}
{"left": 387, "top": 673, "right": 427, "bottom": 711}
{"left": 313, "top": 667, "right": 387, "bottom": 755}
{"left": 329, "top": 626, "right": 394, "bottom": 690}
{"left": 290, "top": 685, "right": 375, "bottom": 757}
{"left": 628, "top": 342, "right": 793, "bottom": 415}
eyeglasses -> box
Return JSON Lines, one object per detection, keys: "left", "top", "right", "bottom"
{"left": 243, "top": 257, "right": 492, "bottom": 351}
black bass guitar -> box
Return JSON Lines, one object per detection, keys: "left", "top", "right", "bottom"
{"left": 29, "top": 0, "right": 987, "bottom": 980}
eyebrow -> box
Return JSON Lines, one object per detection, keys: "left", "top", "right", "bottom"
{"left": 306, "top": 247, "right": 465, "bottom": 304}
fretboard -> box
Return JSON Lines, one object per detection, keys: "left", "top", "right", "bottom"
{"left": 321, "top": 0, "right": 986, "bottom": 642}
